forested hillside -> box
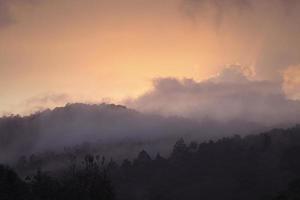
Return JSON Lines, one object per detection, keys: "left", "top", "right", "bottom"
{"left": 0, "top": 103, "right": 265, "bottom": 164}
{"left": 2, "top": 125, "right": 300, "bottom": 199}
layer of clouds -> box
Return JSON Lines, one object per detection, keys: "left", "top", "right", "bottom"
{"left": 0, "top": 93, "right": 74, "bottom": 116}
{"left": 1, "top": 0, "right": 299, "bottom": 81}
{"left": 0, "top": 0, "right": 57, "bottom": 29}
{"left": 0, "top": 0, "right": 14, "bottom": 27}
{"left": 2, "top": 66, "right": 300, "bottom": 163}
{"left": 126, "top": 65, "right": 300, "bottom": 126}
{"left": 0, "top": 0, "right": 176, "bottom": 28}
{"left": 182, "top": 0, "right": 300, "bottom": 25}
{"left": 0, "top": 101, "right": 269, "bottom": 164}
{"left": 0, "top": 103, "right": 205, "bottom": 162}
{"left": 283, "top": 65, "right": 300, "bottom": 100}
{"left": 182, "top": 0, "right": 300, "bottom": 80}
{"left": 24, "top": 93, "right": 72, "bottom": 113}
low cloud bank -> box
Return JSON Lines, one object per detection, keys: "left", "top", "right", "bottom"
{"left": 0, "top": 101, "right": 266, "bottom": 163}
{"left": 126, "top": 65, "right": 300, "bottom": 126}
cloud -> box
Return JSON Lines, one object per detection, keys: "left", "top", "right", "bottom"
{"left": 2, "top": 66, "right": 300, "bottom": 163}
{"left": 182, "top": 0, "right": 300, "bottom": 25}
{"left": 25, "top": 93, "right": 70, "bottom": 106}
{"left": 181, "top": 0, "right": 300, "bottom": 80}
{"left": 0, "top": 102, "right": 271, "bottom": 163}
{"left": 126, "top": 65, "right": 300, "bottom": 126}
{"left": 283, "top": 65, "right": 300, "bottom": 100}
{"left": 16, "top": 93, "right": 72, "bottom": 115}
{"left": 0, "top": 1, "right": 14, "bottom": 28}
{"left": 25, "top": 94, "right": 71, "bottom": 107}
{"left": 0, "top": 0, "right": 39, "bottom": 28}
{"left": 0, "top": 103, "right": 206, "bottom": 162}
{"left": 182, "top": 0, "right": 253, "bottom": 27}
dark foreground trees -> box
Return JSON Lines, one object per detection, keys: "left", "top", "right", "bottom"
{"left": 0, "top": 165, "right": 30, "bottom": 200}
{"left": 109, "top": 126, "right": 300, "bottom": 200}
{"left": 0, "top": 155, "right": 115, "bottom": 200}
{"left": 3, "top": 126, "right": 300, "bottom": 200}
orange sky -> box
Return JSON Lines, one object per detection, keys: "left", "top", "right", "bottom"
{"left": 0, "top": 0, "right": 299, "bottom": 115}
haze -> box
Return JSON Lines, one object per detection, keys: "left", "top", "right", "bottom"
{"left": 0, "top": 0, "right": 299, "bottom": 115}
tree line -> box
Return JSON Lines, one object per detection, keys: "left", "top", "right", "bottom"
{"left": 3, "top": 125, "right": 300, "bottom": 199}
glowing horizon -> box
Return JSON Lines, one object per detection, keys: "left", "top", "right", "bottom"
{"left": 1, "top": 0, "right": 300, "bottom": 115}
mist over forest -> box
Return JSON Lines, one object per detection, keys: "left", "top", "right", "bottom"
{"left": 2, "top": 88, "right": 300, "bottom": 199}
{"left": 0, "top": 102, "right": 265, "bottom": 164}
{"left": 2, "top": 0, "right": 300, "bottom": 199}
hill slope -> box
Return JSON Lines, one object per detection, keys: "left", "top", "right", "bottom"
{"left": 0, "top": 103, "right": 266, "bottom": 162}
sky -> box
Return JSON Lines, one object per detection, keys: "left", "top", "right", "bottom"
{"left": 1, "top": 0, "right": 300, "bottom": 115}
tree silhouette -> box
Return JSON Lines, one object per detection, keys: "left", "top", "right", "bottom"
{"left": 0, "top": 165, "right": 29, "bottom": 200}
{"left": 171, "top": 138, "right": 188, "bottom": 160}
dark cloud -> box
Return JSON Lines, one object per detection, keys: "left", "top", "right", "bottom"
{"left": 0, "top": 1, "right": 14, "bottom": 28}
{"left": 182, "top": 0, "right": 300, "bottom": 22}
{"left": 182, "top": 0, "right": 253, "bottom": 27}
{"left": 0, "top": 0, "right": 39, "bottom": 28}
{"left": 126, "top": 65, "right": 300, "bottom": 126}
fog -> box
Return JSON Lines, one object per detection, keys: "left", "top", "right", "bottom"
{"left": 1, "top": 0, "right": 300, "bottom": 166}
{"left": 2, "top": 66, "right": 300, "bottom": 163}
{"left": 127, "top": 65, "right": 300, "bottom": 127}
{"left": 0, "top": 101, "right": 266, "bottom": 163}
